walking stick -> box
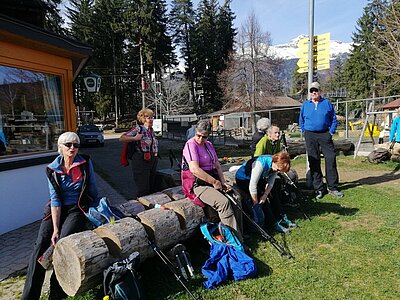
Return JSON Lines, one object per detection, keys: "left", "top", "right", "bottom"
{"left": 282, "top": 172, "right": 312, "bottom": 221}
{"left": 222, "top": 190, "right": 294, "bottom": 259}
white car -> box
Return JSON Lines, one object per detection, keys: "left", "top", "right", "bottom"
{"left": 77, "top": 124, "right": 105, "bottom": 147}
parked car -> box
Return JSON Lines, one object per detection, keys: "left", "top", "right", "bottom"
{"left": 77, "top": 124, "right": 105, "bottom": 147}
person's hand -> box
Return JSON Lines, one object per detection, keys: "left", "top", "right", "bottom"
{"left": 135, "top": 133, "right": 144, "bottom": 140}
{"left": 252, "top": 198, "right": 258, "bottom": 207}
{"left": 213, "top": 180, "right": 222, "bottom": 190}
{"left": 51, "top": 230, "right": 59, "bottom": 246}
{"left": 222, "top": 182, "right": 231, "bottom": 192}
{"left": 259, "top": 194, "right": 268, "bottom": 204}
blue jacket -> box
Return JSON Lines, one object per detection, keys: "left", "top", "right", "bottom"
{"left": 202, "top": 243, "right": 257, "bottom": 289}
{"left": 299, "top": 98, "right": 338, "bottom": 135}
{"left": 389, "top": 116, "right": 400, "bottom": 142}
{"left": 235, "top": 155, "right": 272, "bottom": 181}
{"left": 47, "top": 154, "right": 99, "bottom": 207}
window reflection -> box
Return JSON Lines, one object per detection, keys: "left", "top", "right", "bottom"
{"left": 0, "top": 65, "right": 64, "bottom": 157}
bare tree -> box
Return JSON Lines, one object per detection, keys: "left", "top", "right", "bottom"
{"left": 218, "top": 12, "right": 282, "bottom": 132}
{"left": 373, "top": 3, "right": 400, "bottom": 85}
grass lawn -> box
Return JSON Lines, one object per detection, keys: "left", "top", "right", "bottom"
{"left": 3, "top": 156, "right": 399, "bottom": 300}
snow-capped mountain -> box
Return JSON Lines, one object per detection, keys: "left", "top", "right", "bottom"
{"left": 270, "top": 35, "right": 352, "bottom": 60}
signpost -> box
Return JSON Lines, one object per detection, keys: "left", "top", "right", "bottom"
{"left": 297, "top": 32, "right": 331, "bottom": 73}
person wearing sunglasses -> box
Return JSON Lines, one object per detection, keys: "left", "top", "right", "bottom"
{"left": 235, "top": 152, "right": 296, "bottom": 233}
{"left": 23, "top": 132, "right": 100, "bottom": 300}
{"left": 181, "top": 120, "right": 243, "bottom": 241}
{"left": 299, "top": 81, "right": 343, "bottom": 199}
{"left": 120, "top": 108, "right": 159, "bottom": 199}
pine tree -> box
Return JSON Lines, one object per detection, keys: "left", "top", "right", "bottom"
{"left": 43, "top": 0, "right": 66, "bottom": 34}
{"left": 66, "top": 0, "right": 94, "bottom": 43}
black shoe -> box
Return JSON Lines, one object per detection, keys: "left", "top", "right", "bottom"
{"left": 315, "top": 190, "right": 324, "bottom": 200}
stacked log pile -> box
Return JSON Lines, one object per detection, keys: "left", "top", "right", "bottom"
{"left": 52, "top": 188, "right": 205, "bottom": 296}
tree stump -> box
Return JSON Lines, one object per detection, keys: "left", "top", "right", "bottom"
{"left": 94, "top": 217, "right": 152, "bottom": 261}
{"left": 53, "top": 230, "right": 110, "bottom": 296}
{"left": 164, "top": 199, "right": 205, "bottom": 239}
{"left": 161, "top": 186, "right": 187, "bottom": 201}
{"left": 137, "top": 209, "right": 182, "bottom": 249}
{"left": 138, "top": 192, "right": 172, "bottom": 209}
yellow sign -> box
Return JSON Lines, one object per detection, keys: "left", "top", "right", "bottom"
{"left": 296, "top": 32, "right": 331, "bottom": 73}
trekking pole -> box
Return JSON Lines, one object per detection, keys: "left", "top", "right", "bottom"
{"left": 169, "top": 149, "right": 182, "bottom": 171}
{"left": 282, "top": 172, "right": 311, "bottom": 221}
{"left": 146, "top": 239, "right": 201, "bottom": 300}
{"left": 222, "top": 190, "right": 294, "bottom": 259}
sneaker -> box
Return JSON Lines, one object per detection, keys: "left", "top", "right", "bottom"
{"left": 315, "top": 190, "right": 324, "bottom": 200}
{"left": 280, "top": 214, "right": 297, "bottom": 229}
{"left": 274, "top": 221, "right": 289, "bottom": 233}
{"left": 328, "top": 189, "right": 344, "bottom": 198}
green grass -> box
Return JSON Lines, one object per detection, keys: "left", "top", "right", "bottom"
{"left": 6, "top": 156, "right": 399, "bottom": 299}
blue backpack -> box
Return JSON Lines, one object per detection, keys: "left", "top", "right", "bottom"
{"left": 86, "top": 197, "right": 124, "bottom": 228}
{"left": 200, "top": 222, "right": 244, "bottom": 252}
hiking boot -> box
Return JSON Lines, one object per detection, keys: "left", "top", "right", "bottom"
{"left": 280, "top": 214, "right": 297, "bottom": 229}
{"left": 328, "top": 189, "right": 344, "bottom": 198}
{"left": 315, "top": 190, "right": 324, "bottom": 200}
{"left": 273, "top": 221, "right": 289, "bottom": 233}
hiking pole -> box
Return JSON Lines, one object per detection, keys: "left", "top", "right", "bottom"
{"left": 222, "top": 190, "right": 294, "bottom": 259}
{"left": 282, "top": 172, "right": 311, "bottom": 221}
{"left": 146, "top": 239, "right": 201, "bottom": 300}
{"left": 169, "top": 149, "right": 182, "bottom": 171}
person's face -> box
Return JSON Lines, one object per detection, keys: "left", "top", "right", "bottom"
{"left": 61, "top": 141, "right": 79, "bottom": 159}
{"left": 268, "top": 126, "right": 280, "bottom": 141}
{"left": 271, "top": 162, "right": 281, "bottom": 173}
{"left": 144, "top": 115, "right": 154, "bottom": 127}
{"left": 310, "top": 88, "right": 321, "bottom": 101}
{"left": 194, "top": 131, "right": 209, "bottom": 145}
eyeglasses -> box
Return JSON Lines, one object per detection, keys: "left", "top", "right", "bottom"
{"left": 196, "top": 133, "right": 208, "bottom": 139}
{"left": 145, "top": 116, "right": 154, "bottom": 119}
{"left": 310, "top": 88, "right": 319, "bottom": 93}
{"left": 63, "top": 143, "right": 80, "bottom": 148}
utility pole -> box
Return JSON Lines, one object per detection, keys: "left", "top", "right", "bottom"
{"left": 112, "top": 36, "right": 118, "bottom": 127}
{"left": 140, "top": 40, "right": 146, "bottom": 109}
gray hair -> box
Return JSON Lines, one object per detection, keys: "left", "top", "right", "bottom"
{"left": 257, "top": 118, "right": 271, "bottom": 132}
{"left": 196, "top": 120, "right": 211, "bottom": 133}
{"left": 57, "top": 132, "right": 80, "bottom": 154}
{"left": 267, "top": 125, "right": 280, "bottom": 134}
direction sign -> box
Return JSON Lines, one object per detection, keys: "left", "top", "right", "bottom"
{"left": 296, "top": 32, "right": 331, "bottom": 73}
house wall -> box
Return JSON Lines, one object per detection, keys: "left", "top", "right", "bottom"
{"left": 0, "top": 40, "right": 77, "bottom": 234}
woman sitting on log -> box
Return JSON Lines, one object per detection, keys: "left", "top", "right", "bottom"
{"left": 22, "top": 132, "right": 100, "bottom": 300}
{"left": 181, "top": 120, "right": 243, "bottom": 241}
{"left": 235, "top": 152, "right": 296, "bottom": 233}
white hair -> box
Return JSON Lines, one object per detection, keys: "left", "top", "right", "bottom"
{"left": 256, "top": 118, "right": 271, "bottom": 132}
{"left": 57, "top": 132, "right": 80, "bottom": 154}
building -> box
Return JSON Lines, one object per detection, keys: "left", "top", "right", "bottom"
{"left": 0, "top": 11, "right": 92, "bottom": 234}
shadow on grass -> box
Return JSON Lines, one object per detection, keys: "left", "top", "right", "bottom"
{"left": 339, "top": 167, "right": 400, "bottom": 190}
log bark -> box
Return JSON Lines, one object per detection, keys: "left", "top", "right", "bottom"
{"left": 53, "top": 230, "right": 110, "bottom": 296}
{"left": 118, "top": 200, "right": 146, "bottom": 216}
{"left": 94, "top": 217, "right": 152, "bottom": 261}
{"left": 287, "top": 139, "right": 355, "bottom": 157}
{"left": 164, "top": 199, "right": 205, "bottom": 239}
{"left": 161, "top": 186, "right": 187, "bottom": 201}
{"left": 138, "top": 192, "right": 172, "bottom": 208}
{"left": 137, "top": 209, "right": 182, "bottom": 249}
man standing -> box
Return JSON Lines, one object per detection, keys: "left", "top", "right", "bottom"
{"left": 299, "top": 82, "right": 343, "bottom": 199}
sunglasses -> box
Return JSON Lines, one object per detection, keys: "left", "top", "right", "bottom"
{"left": 196, "top": 133, "right": 208, "bottom": 139}
{"left": 63, "top": 143, "right": 80, "bottom": 148}
{"left": 310, "top": 88, "right": 319, "bottom": 93}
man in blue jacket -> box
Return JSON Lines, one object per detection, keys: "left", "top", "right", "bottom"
{"left": 299, "top": 82, "right": 343, "bottom": 199}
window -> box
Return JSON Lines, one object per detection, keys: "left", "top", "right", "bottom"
{"left": 0, "top": 65, "right": 64, "bottom": 157}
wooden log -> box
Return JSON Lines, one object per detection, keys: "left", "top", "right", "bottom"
{"left": 137, "top": 209, "right": 182, "bottom": 249}
{"left": 287, "top": 139, "right": 355, "bottom": 157}
{"left": 164, "top": 199, "right": 205, "bottom": 239}
{"left": 118, "top": 200, "right": 146, "bottom": 216}
{"left": 161, "top": 186, "right": 187, "bottom": 201}
{"left": 53, "top": 230, "right": 110, "bottom": 296}
{"left": 94, "top": 217, "right": 152, "bottom": 261}
{"left": 138, "top": 192, "right": 172, "bottom": 208}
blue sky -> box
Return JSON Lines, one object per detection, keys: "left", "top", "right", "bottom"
{"left": 170, "top": 0, "right": 368, "bottom": 45}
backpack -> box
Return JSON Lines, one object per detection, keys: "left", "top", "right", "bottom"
{"left": 85, "top": 197, "right": 124, "bottom": 228}
{"left": 367, "top": 148, "right": 391, "bottom": 164}
{"left": 126, "top": 125, "right": 145, "bottom": 160}
{"left": 103, "top": 252, "right": 145, "bottom": 300}
{"left": 200, "top": 222, "right": 244, "bottom": 252}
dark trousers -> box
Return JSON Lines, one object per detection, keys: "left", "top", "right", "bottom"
{"left": 236, "top": 178, "right": 284, "bottom": 228}
{"left": 131, "top": 152, "right": 158, "bottom": 198}
{"left": 22, "top": 206, "right": 86, "bottom": 300}
{"left": 304, "top": 130, "right": 339, "bottom": 192}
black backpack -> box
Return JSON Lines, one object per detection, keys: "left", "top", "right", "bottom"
{"left": 103, "top": 252, "right": 145, "bottom": 300}
{"left": 367, "top": 148, "right": 391, "bottom": 164}
{"left": 126, "top": 126, "right": 144, "bottom": 160}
